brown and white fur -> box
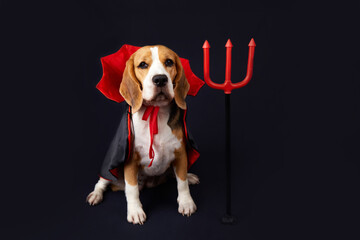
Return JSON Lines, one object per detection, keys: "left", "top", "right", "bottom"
{"left": 87, "top": 45, "right": 199, "bottom": 225}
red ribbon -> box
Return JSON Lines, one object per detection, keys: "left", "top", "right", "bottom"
{"left": 142, "top": 106, "right": 160, "bottom": 167}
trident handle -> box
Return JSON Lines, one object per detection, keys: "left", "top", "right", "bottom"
{"left": 202, "top": 38, "right": 256, "bottom": 94}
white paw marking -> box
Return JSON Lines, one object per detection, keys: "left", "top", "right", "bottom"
{"left": 127, "top": 204, "right": 147, "bottom": 225}
{"left": 86, "top": 191, "right": 103, "bottom": 206}
{"left": 178, "top": 197, "right": 197, "bottom": 217}
{"left": 187, "top": 173, "right": 200, "bottom": 185}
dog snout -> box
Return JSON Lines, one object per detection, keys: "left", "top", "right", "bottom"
{"left": 152, "top": 74, "right": 168, "bottom": 87}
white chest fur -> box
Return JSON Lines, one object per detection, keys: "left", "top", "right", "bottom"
{"left": 132, "top": 105, "right": 182, "bottom": 176}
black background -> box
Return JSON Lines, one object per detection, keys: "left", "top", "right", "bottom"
{"left": 1, "top": 1, "right": 359, "bottom": 239}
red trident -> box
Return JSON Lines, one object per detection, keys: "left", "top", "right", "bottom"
{"left": 202, "top": 38, "right": 256, "bottom": 224}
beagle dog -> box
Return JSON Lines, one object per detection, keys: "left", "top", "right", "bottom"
{"left": 87, "top": 45, "right": 199, "bottom": 225}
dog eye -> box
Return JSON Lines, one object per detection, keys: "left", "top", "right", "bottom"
{"left": 165, "top": 59, "right": 174, "bottom": 67}
{"left": 138, "top": 62, "right": 148, "bottom": 69}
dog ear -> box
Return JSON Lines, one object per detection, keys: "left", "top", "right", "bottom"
{"left": 120, "top": 55, "right": 143, "bottom": 113}
{"left": 173, "top": 54, "right": 190, "bottom": 110}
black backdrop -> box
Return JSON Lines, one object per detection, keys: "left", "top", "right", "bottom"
{"left": 1, "top": 1, "right": 359, "bottom": 239}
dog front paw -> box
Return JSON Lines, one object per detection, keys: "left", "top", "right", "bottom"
{"left": 127, "top": 204, "right": 146, "bottom": 225}
{"left": 178, "top": 197, "right": 197, "bottom": 217}
{"left": 86, "top": 191, "right": 103, "bottom": 206}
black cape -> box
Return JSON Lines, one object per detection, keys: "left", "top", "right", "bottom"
{"left": 99, "top": 105, "right": 200, "bottom": 181}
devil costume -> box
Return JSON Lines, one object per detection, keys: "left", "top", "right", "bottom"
{"left": 96, "top": 44, "right": 204, "bottom": 181}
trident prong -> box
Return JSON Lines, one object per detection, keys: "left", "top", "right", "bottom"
{"left": 202, "top": 38, "right": 256, "bottom": 94}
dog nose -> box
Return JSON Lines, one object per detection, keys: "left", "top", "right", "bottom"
{"left": 152, "top": 74, "right": 168, "bottom": 87}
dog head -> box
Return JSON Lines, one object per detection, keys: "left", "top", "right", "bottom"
{"left": 120, "top": 45, "right": 190, "bottom": 113}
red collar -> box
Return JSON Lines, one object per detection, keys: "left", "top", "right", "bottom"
{"left": 96, "top": 44, "right": 204, "bottom": 103}
{"left": 142, "top": 106, "right": 160, "bottom": 167}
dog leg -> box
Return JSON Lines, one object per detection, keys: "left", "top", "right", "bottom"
{"left": 124, "top": 153, "right": 146, "bottom": 224}
{"left": 173, "top": 143, "right": 197, "bottom": 217}
{"left": 86, "top": 178, "right": 109, "bottom": 205}
{"left": 174, "top": 170, "right": 197, "bottom": 216}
